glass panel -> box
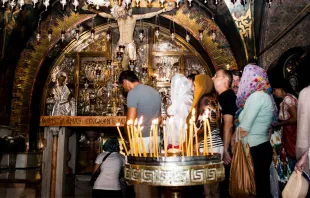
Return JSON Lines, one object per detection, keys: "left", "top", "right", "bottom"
{"left": 184, "top": 56, "right": 206, "bottom": 76}
{"left": 153, "top": 32, "right": 189, "bottom": 52}
{"left": 152, "top": 56, "right": 182, "bottom": 83}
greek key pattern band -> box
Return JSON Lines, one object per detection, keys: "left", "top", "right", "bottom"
{"left": 124, "top": 163, "right": 225, "bottom": 186}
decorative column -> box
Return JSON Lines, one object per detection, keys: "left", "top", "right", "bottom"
{"left": 50, "top": 127, "right": 60, "bottom": 198}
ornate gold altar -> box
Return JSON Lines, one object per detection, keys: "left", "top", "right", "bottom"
{"left": 125, "top": 155, "right": 224, "bottom": 186}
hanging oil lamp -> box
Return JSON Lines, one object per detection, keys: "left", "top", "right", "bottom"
{"left": 266, "top": 0, "right": 272, "bottom": 7}
{"left": 106, "top": 29, "right": 111, "bottom": 41}
{"left": 48, "top": 29, "right": 53, "bottom": 42}
{"left": 199, "top": 29, "right": 203, "bottom": 41}
{"left": 95, "top": 65, "right": 101, "bottom": 79}
{"left": 72, "top": 0, "right": 79, "bottom": 11}
{"left": 18, "top": 0, "right": 24, "bottom": 8}
{"left": 211, "top": 29, "right": 216, "bottom": 42}
{"left": 139, "top": 30, "right": 144, "bottom": 43}
{"left": 36, "top": 31, "right": 41, "bottom": 42}
{"left": 75, "top": 28, "right": 80, "bottom": 40}
{"left": 61, "top": 30, "right": 66, "bottom": 42}
{"left": 91, "top": 29, "right": 95, "bottom": 40}
{"left": 159, "top": 0, "right": 164, "bottom": 7}
{"left": 60, "top": 0, "right": 66, "bottom": 9}
{"left": 119, "top": 45, "right": 125, "bottom": 53}
{"left": 117, "top": 52, "right": 123, "bottom": 62}
{"left": 142, "top": 67, "right": 148, "bottom": 77}
{"left": 187, "top": 0, "right": 192, "bottom": 7}
{"left": 129, "top": 60, "right": 135, "bottom": 71}
{"left": 43, "top": 0, "right": 49, "bottom": 10}
{"left": 170, "top": 29, "right": 175, "bottom": 41}
{"left": 186, "top": 32, "right": 190, "bottom": 42}
{"left": 155, "top": 27, "right": 160, "bottom": 39}
{"left": 32, "top": 0, "right": 38, "bottom": 7}
{"left": 106, "top": 60, "right": 112, "bottom": 69}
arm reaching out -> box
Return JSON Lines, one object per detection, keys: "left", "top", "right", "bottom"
{"left": 135, "top": 5, "right": 174, "bottom": 20}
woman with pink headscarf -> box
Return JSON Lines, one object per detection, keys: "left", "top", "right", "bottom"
{"left": 233, "top": 64, "right": 278, "bottom": 197}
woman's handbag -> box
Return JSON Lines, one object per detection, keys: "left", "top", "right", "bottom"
{"left": 229, "top": 128, "right": 256, "bottom": 197}
{"left": 89, "top": 152, "right": 113, "bottom": 186}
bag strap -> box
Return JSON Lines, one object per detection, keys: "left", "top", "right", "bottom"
{"left": 93, "top": 152, "right": 113, "bottom": 174}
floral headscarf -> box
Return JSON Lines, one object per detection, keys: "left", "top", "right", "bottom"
{"left": 236, "top": 64, "right": 278, "bottom": 126}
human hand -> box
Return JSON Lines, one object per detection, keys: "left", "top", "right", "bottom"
{"left": 223, "top": 150, "right": 232, "bottom": 165}
{"left": 295, "top": 153, "right": 308, "bottom": 172}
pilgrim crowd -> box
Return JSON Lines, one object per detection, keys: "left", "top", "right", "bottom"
{"left": 90, "top": 63, "right": 310, "bottom": 198}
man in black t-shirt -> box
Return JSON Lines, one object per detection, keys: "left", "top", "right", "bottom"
{"left": 212, "top": 69, "right": 237, "bottom": 197}
{"left": 212, "top": 69, "right": 237, "bottom": 164}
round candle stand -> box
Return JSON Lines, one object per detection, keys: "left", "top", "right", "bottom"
{"left": 124, "top": 154, "right": 225, "bottom": 198}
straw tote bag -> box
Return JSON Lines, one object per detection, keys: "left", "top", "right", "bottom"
{"left": 229, "top": 128, "right": 256, "bottom": 197}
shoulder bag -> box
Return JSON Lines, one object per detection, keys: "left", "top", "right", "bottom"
{"left": 89, "top": 152, "right": 113, "bottom": 186}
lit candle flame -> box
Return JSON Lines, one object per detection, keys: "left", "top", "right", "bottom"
{"left": 116, "top": 123, "right": 120, "bottom": 127}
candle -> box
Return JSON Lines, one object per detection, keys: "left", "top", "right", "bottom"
{"left": 150, "top": 123, "right": 153, "bottom": 157}
{"left": 189, "top": 119, "right": 193, "bottom": 156}
{"left": 185, "top": 124, "right": 188, "bottom": 156}
{"left": 116, "top": 123, "right": 128, "bottom": 155}
{"left": 127, "top": 120, "right": 133, "bottom": 155}
{"left": 179, "top": 120, "right": 183, "bottom": 155}
{"left": 194, "top": 122, "right": 198, "bottom": 156}
{"left": 163, "top": 120, "right": 168, "bottom": 157}
{"left": 134, "top": 118, "right": 140, "bottom": 157}
{"left": 138, "top": 117, "right": 146, "bottom": 157}
{"left": 130, "top": 120, "right": 135, "bottom": 156}
{"left": 155, "top": 118, "right": 159, "bottom": 157}
{"left": 206, "top": 117, "right": 213, "bottom": 155}
{"left": 203, "top": 115, "right": 208, "bottom": 155}
{"left": 170, "top": 117, "right": 175, "bottom": 149}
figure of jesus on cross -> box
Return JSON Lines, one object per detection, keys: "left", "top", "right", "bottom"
{"left": 83, "top": 1, "right": 174, "bottom": 69}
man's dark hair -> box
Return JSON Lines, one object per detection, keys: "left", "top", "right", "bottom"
{"left": 221, "top": 69, "right": 233, "bottom": 88}
{"left": 231, "top": 69, "right": 242, "bottom": 78}
{"left": 187, "top": 74, "right": 197, "bottom": 82}
{"left": 118, "top": 70, "right": 139, "bottom": 84}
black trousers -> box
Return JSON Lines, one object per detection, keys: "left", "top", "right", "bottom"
{"left": 92, "top": 189, "right": 123, "bottom": 198}
{"left": 250, "top": 141, "right": 273, "bottom": 198}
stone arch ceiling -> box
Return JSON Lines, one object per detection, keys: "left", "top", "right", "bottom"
{"left": 11, "top": 4, "right": 238, "bottom": 134}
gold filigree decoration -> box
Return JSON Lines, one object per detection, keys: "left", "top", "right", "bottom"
{"left": 163, "top": 5, "right": 237, "bottom": 70}
{"left": 231, "top": 0, "right": 253, "bottom": 61}
{"left": 10, "top": 13, "right": 95, "bottom": 135}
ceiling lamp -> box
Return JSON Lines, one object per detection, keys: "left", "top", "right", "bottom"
{"left": 187, "top": 0, "right": 192, "bottom": 6}
{"left": 72, "top": 0, "right": 79, "bottom": 11}
{"left": 61, "top": 30, "right": 66, "bottom": 42}
{"left": 91, "top": 29, "right": 95, "bottom": 40}
{"left": 199, "top": 29, "right": 203, "bottom": 41}
{"left": 125, "top": 0, "right": 131, "bottom": 9}
{"left": 175, "top": 0, "right": 180, "bottom": 8}
{"left": 186, "top": 32, "right": 190, "bottom": 42}
{"left": 170, "top": 29, "right": 175, "bottom": 41}
{"left": 266, "top": 0, "right": 272, "bottom": 7}
{"left": 154, "top": 27, "right": 160, "bottom": 39}
{"left": 87, "top": 0, "right": 110, "bottom": 9}
{"left": 135, "top": 0, "right": 140, "bottom": 7}
{"left": 32, "top": 0, "right": 38, "bottom": 7}
{"left": 139, "top": 30, "right": 144, "bottom": 43}
{"left": 48, "top": 29, "right": 53, "bottom": 42}
{"left": 43, "top": 0, "right": 49, "bottom": 10}
{"left": 159, "top": 0, "right": 164, "bottom": 7}
{"left": 60, "top": 0, "right": 66, "bottom": 9}
{"left": 9, "top": 0, "right": 16, "bottom": 9}
{"left": 18, "top": 0, "right": 24, "bottom": 8}
{"left": 2, "top": 0, "right": 8, "bottom": 7}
